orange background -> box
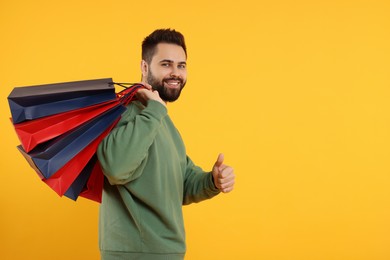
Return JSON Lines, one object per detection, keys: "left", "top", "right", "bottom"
{"left": 1, "top": 0, "right": 389, "bottom": 259}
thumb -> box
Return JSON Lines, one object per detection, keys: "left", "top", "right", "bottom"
{"left": 214, "top": 153, "right": 224, "bottom": 168}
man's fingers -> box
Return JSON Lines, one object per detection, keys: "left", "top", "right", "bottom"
{"left": 217, "top": 173, "right": 235, "bottom": 184}
{"left": 140, "top": 82, "right": 153, "bottom": 90}
{"left": 212, "top": 154, "right": 235, "bottom": 193}
{"left": 220, "top": 186, "right": 234, "bottom": 193}
{"left": 217, "top": 178, "right": 235, "bottom": 193}
{"left": 219, "top": 166, "right": 234, "bottom": 178}
{"left": 215, "top": 166, "right": 235, "bottom": 192}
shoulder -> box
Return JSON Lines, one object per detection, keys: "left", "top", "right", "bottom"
{"left": 121, "top": 101, "right": 144, "bottom": 120}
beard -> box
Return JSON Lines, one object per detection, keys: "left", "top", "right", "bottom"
{"left": 146, "top": 70, "right": 186, "bottom": 102}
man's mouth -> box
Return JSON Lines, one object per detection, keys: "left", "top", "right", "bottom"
{"left": 164, "top": 79, "right": 182, "bottom": 88}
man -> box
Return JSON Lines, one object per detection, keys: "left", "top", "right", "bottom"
{"left": 97, "top": 29, "right": 235, "bottom": 260}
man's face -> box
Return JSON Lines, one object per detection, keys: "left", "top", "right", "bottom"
{"left": 143, "top": 43, "right": 187, "bottom": 102}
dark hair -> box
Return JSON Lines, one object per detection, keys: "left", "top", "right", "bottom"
{"left": 142, "top": 29, "right": 187, "bottom": 64}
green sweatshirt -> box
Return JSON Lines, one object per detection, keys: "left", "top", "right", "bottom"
{"left": 97, "top": 100, "right": 220, "bottom": 260}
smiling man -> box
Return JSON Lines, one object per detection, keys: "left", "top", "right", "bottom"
{"left": 142, "top": 41, "right": 187, "bottom": 102}
{"left": 97, "top": 29, "right": 235, "bottom": 260}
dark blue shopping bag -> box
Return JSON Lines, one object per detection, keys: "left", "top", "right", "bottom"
{"left": 9, "top": 80, "right": 145, "bottom": 202}
{"left": 17, "top": 104, "right": 125, "bottom": 179}
{"left": 63, "top": 155, "right": 97, "bottom": 201}
{"left": 8, "top": 78, "right": 116, "bottom": 124}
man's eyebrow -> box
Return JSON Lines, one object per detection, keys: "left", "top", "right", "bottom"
{"left": 159, "top": 59, "right": 187, "bottom": 65}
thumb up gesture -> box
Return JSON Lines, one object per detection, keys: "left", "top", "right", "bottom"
{"left": 212, "top": 153, "right": 235, "bottom": 193}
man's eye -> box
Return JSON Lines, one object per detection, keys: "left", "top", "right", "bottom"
{"left": 161, "top": 63, "right": 169, "bottom": 67}
{"left": 178, "top": 64, "right": 186, "bottom": 69}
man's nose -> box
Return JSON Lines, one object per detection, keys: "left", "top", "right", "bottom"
{"left": 170, "top": 67, "right": 180, "bottom": 77}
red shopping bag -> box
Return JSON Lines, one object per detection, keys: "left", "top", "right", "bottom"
{"left": 43, "top": 116, "right": 119, "bottom": 197}
{"left": 17, "top": 105, "right": 125, "bottom": 180}
{"left": 78, "top": 160, "right": 105, "bottom": 203}
{"left": 13, "top": 100, "right": 119, "bottom": 153}
{"left": 8, "top": 80, "right": 145, "bottom": 203}
{"left": 63, "top": 155, "right": 97, "bottom": 201}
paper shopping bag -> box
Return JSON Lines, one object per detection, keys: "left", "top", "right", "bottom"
{"left": 17, "top": 105, "right": 125, "bottom": 179}
{"left": 13, "top": 100, "right": 119, "bottom": 153}
{"left": 8, "top": 78, "right": 116, "bottom": 124}
{"left": 63, "top": 155, "right": 97, "bottom": 201}
{"left": 8, "top": 80, "right": 145, "bottom": 202}
{"left": 78, "top": 158, "right": 104, "bottom": 203}
{"left": 42, "top": 116, "right": 119, "bottom": 196}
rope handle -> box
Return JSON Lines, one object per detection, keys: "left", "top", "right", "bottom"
{"left": 109, "top": 82, "right": 147, "bottom": 106}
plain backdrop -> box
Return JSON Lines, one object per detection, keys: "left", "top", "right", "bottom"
{"left": 1, "top": 0, "right": 389, "bottom": 259}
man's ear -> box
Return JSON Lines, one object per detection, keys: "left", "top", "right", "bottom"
{"left": 141, "top": 60, "right": 149, "bottom": 79}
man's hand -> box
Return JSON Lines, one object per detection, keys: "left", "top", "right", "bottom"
{"left": 136, "top": 83, "right": 166, "bottom": 107}
{"left": 212, "top": 153, "right": 235, "bottom": 193}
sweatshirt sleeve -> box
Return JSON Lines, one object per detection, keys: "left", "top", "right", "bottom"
{"left": 97, "top": 100, "right": 167, "bottom": 185}
{"left": 182, "top": 156, "right": 220, "bottom": 205}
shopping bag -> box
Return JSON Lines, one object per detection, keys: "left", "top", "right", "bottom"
{"left": 17, "top": 105, "right": 125, "bottom": 179}
{"left": 78, "top": 158, "right": 104, "bottom": 203}
{"left": 8, "top": 79, "right": 145, "bottom": 203}
{"left": 13, "top": 100, "right": 119, "bottom": 153}
{"left": 8, "top": 78, "right": 116, "bottom": 124}
{"left": 63, "top": 155, "right": 97, "bottom": 201}
{"left": 42, "top": 117, "right": 118, "bottom": 197}
{"left": 17, "top": 110, "right": 121, "bottom": 198}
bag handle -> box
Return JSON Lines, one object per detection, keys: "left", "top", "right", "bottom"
{"left": 110, "top": 82, "right": 146, "bottom": 106}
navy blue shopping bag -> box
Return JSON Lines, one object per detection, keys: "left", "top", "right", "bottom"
{"left": 8, "top": 78, "right": 116, "bottom": 124}
{"left": 8, "top": 80, "right": 145, "bottom": 202}
{"left": 63, "top": 155, "right": 97, "bottom": 201}
{"left": 17, "top": 104, "right": 125, "bottom": 179}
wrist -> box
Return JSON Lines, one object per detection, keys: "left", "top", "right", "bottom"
{"left": 210, "top": 172, "right": 219, "bottom": 191}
